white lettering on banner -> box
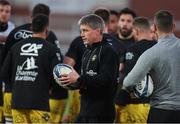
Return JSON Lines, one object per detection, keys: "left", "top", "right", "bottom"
{"left": 15, "top": 65, "right": 38, "bottom": 82}
{"left": 15, "top": 76, "right": 36, "bottom": 82}
{"left": 14, "top": 30, "right": 32, "bottom": 40}
{"left": 16, "top": 66, "right": 38, "bottom": 76}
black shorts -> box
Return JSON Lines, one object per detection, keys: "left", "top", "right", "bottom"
{"left": 148, "top": 107, "right": 180, "bottom": 123}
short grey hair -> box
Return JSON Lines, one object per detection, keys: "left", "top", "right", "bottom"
{"left": 78, "top": 14, "right": 105, "bottom": 33}
{"left": 154, "top": 10, "right": 173, "bottom": 33}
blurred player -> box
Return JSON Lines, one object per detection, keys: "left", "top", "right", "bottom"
{"left": 0, "top": 0, "right": 14, "bottom": 44}
{"left": 0, "top": 0, "right": 14, "bottom": 123}
{"left": 115, "top": 17, "right": 157, "bottom": 123}
{"left": 115, "top": 7, "right": 137, "bottom": 48}
{"left": 115, "top": 8, "right": 137, "bottom": 111}
{"left": 0, "top": 3, "right": 67, "bottom": 123}
{"left": 108, "top": 10, "right": 119, "bottom": 35}
{"left": 113, "top": 7, "right": 137, "bottom": 86}
{"left": 0, "top": 14, "right": 61, "bottom": 123}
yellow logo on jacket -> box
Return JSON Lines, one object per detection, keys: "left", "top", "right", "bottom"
{"left": 92, "top": 55, "right": 97, "bottom": 62}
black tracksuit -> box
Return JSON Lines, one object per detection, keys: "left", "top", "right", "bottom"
{"left": 75, "top": 38, "right": 119, "bottom": 123}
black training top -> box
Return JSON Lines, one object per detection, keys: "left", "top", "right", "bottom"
{"left": 0, "top": 37, "right": 61, "bottom": 111}
{"left": 114, "top": 33, "right": 135, "bottom": 49}
{"left": 115, "top": 39, "right": 157, "bottom": 104}
{"left": 0, "top": 23, "right": 67, "bottom": 99}
{"left": 124, "top": 39, "right": 157, "bottom": 76}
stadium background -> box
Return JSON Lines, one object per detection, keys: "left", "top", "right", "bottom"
{"left": 9, "top": 0, "right": 180, "bottom": 54}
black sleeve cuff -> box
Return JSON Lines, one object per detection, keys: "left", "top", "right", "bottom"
{"left": 77, "top": 75, "right": 87, "bottom": 89}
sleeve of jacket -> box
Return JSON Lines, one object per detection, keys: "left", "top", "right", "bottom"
{"left": 122, "top": 49, "right": 155, "bottom": 90}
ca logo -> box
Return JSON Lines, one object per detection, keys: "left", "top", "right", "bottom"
{"left": 20, "top": 43, "right": 43, "bottom": 56}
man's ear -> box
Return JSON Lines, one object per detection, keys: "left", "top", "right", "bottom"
{"left": 172, "top": 23, "right": 176, "bottom": 32}
{"left": 136, "top": 28, "right": 140, "bottom": 36}
{"left": 151, "top": 24, "right": 156, "bottom": 32}
{"left": 45, "top": 27, "right": 49, "bottom": 36}
{"left": 133, "top": 27, "right": 139, "bottom": 36}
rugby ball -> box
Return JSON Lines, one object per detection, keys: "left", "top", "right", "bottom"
{"left": 53, "top": 63, "right": 76, "bottom": 90}
{"left": 133, "top": 74, "right": 154, "bottom": 98}
{"left": 53, "top": 63, "right": 72, "bottom": 79}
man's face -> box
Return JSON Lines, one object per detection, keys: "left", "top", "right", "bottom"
{"left": 80, "top": 25, "right": 98, "bottom": 45}
{"left": 0, "top": 4, "right": 11, "bottom": 23}
{"left": 118, "top": 14, "right": 134, "bottom": 38}
{"left": 108, "top": 14, "right": 118, "bottom": 34}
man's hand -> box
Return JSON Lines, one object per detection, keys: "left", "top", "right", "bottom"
{"left": 59, "top": 68, "right": 80, "bottom": 86}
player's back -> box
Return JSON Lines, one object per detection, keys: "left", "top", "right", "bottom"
{"left": 1, "top": 37, "right": 61, "bottom": 111}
